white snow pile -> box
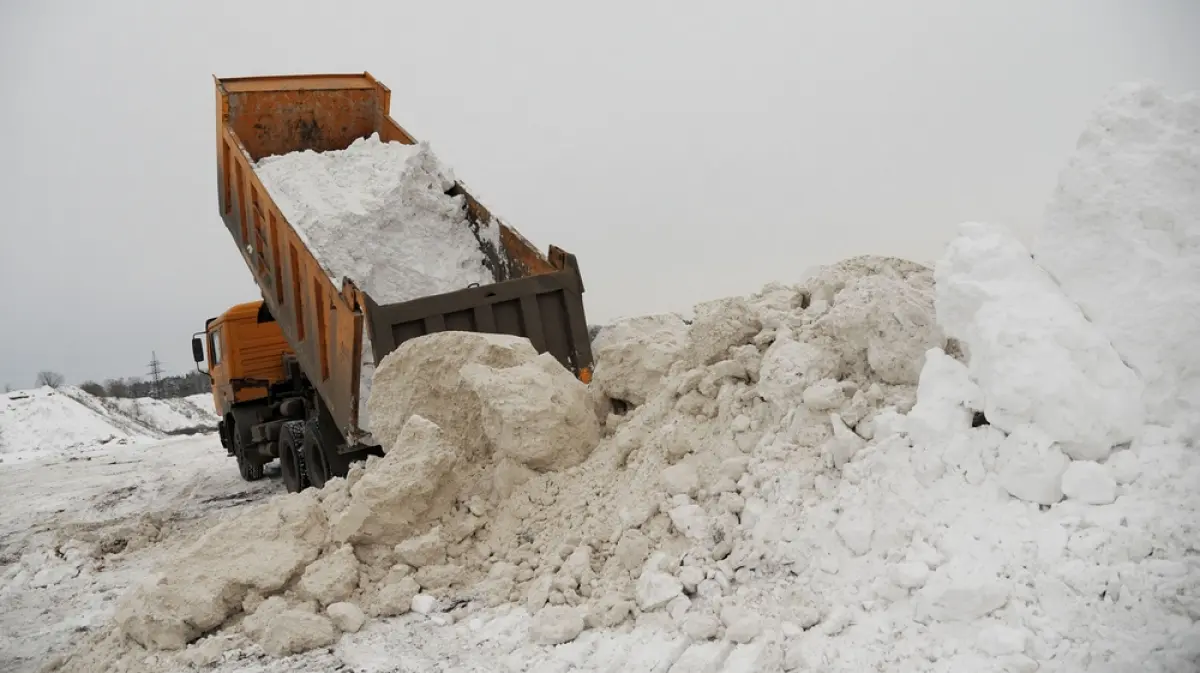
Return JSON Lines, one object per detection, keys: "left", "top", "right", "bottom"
{"left": 52, "top": 82, "right": 1200, "bottom": 673}
{"left": 252, "top": 133, "right": 500, "bottom": 305}
{"left": 0, "top": 387, "right": 149, "bottom": 458}
{"left": 1034, "top": 81, "right": 1200, "bottom": 435}
{"left": 104, "top": 394, "right": 219, "bottom": 436}
{"left": 0, "top": 388, "right": 219, "bottom": 461}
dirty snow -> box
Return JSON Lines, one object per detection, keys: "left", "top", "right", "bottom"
{"left": 6, "top": 81, "right": 1199, "bottom": 673}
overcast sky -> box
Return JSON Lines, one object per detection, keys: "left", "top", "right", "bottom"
{"left": 1, "top": 0, "right": 1198, "bottom": 390}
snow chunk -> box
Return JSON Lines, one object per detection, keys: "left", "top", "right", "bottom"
{"left": 258, "top": 610, "right": 338, "bottom": 657}
{"left": 411, "top": 594, "right": 439, "bottom": 615}
{"left": 995, "top": 425, "right": 1071, "bottom": 505}
{"left": 668, "top": 504, "right": 711, "bottom": 541}
{"left": 371, "top": 577, "right": 420, "bottom": 618}
{"left": 298, "top": 544, "right": 360, "bottom": 606}
{"left": 823, "top": 413, "right": 866, "bottom": 468}
{"left": 758, "top": 339, "right": 835, "bottom": 412}
{"left": 326, "top": 602, "right": 365, "bottom": 633}
{"left": 366, "top": 331, "right": 539, "bottom": 461}
{"left": 331, "top": 415, "right": 459, "bottom": 546}
{"left": 591, "top": 314, "right": 690, "bottom": 406}
{"left": 636, "top": 570, "right": 684, "bottom": 610}
{"left": 1034, "top": 82, "right": 1200, "bottom": 431}
{"left": 802, "top": 378, "right": 847, "bottom": 411}
{"left": 586, "top": 598, "right": 634, "bottom": 629}
{"left": 530, "top": 606, "right": 585, "bottom": 645}
{"left": 904, "top": 349, "right": 980, "bottom": 447}
{"left": 463, "top": 352, "right": 601, "bottom": 471}
{"left": 720, "top": 606, "right": 763, "bottom": 644}
{"left": 681, "top": 612, "right": 721, "bottom": 640}
{"left": 683, "top": 296, "right": 762, "bottom": 366}
{"left": 935, "top": 221, "right": 1144, "bottom": 460}
{"left": 1061, "top": 461, "right": 1118, "bottom": 505}
{"left": 394, "top": 527, "right": 447, "bottom": 568}
{"left": 661, "top": 462, "right": 700, "bottom": 496}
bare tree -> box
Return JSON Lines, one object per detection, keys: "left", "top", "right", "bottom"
{"left": 79, "top": 381, "right": 106, "bottom": 397}
{"left": 105, "top": 378, "right": 131, "bottom": 398}
{"left": 35, "top": 371, "right": 65, "bottom": 389}
{"left": 3, "top": 384, "right": 11, "bottom": 394}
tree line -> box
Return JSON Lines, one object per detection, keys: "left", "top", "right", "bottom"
{"left": 22, "top": 369, "right": 210, "bottom": 399}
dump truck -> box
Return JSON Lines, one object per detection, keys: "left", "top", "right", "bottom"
{"left": 192, "top": 72, "right": 594, "bottom": 493}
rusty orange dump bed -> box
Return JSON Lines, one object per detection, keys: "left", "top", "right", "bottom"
{"left": 215, "top": 72, "right": 592, "bottom": 448}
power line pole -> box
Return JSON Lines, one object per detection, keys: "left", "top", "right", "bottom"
{"left": 148, "top": 351, "right": 165, "bottom": 400}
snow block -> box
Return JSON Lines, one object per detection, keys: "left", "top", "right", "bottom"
{"left": 935, "top": 221, "right": 1144, "bottom": 460}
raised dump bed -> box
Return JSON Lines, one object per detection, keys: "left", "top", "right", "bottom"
{"left": 213, "top": 73, "right": 593, "bottom": 462}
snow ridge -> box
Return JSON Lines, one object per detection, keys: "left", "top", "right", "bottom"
{"left": 0, "top": 387, "right": 219, "bottom": 461}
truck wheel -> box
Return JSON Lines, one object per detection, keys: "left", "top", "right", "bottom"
{"left": 232, "top": 422, "right": 264, "bottom": 481}
{"left": 302, "top": 421, "right": 331, "bottom": 490}
{"left": 279, "top": 421, "right": 310, "bottom": 493}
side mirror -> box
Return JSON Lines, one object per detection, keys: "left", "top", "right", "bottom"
{"left": 191, "top": 336, "right": 205, "bottom": 363}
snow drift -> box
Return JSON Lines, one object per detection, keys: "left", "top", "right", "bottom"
{"left": 0, "top": 387, "right": 219, "bottom": 460}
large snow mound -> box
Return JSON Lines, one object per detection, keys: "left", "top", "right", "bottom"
{"left": 106, "top": 396, "right": 219, "bottom": 435}
{"left": 253, "top": 134, "right": 500, "bottom": 305}
{"left": 1034, "top": 82, "right": 1200, "bottom": 432}
{"left": 0, "top": 387, "right": 147, "bottom": 457}
{"left": 0, "top": 387, "right": 219, "bottom": 461}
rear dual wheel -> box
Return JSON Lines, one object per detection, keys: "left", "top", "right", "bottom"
{"left": 279, "top": 421, "right": 309, "bottom": 493}
{"left": 281, "top": 418, "right": 371, "bottom": 492}
{"left": 303, "top": 421, "right": 332, "bottom": 490}
{"left": 232, "top": 422, "right": 264, "bottom": 482}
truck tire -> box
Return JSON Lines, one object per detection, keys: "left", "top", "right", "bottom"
{"left": 232, "top": 421, "right": 264, "bottom": 482}
{"left": 303, "top": 421, "right": 363, "bottom": 488}
{"left": 302, "top": 421, "right": 331, "bottom": 490}
{"left": 279, "top": 420, "right": 310, "bottom": 493}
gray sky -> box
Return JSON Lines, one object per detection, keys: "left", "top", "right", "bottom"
{"left": 1, "top": 0, "right": 1198, "bottom": 390}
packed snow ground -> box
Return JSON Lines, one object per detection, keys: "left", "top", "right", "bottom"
{"left": 5, "top": 81, "right": 1198, "bottom": 673}
{"left": 0, "top": 387, "right": 218, "bottom": 462}
{"left": 0, "top": 435, "right": 282, "bottom": 673}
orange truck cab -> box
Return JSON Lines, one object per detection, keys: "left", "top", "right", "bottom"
{"left": 192, "top": 301, "right": 295, "bottom": 480}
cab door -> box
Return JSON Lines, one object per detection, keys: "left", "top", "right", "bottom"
{"left": 207, "top": 323, "right": 235, "bottom": 415}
